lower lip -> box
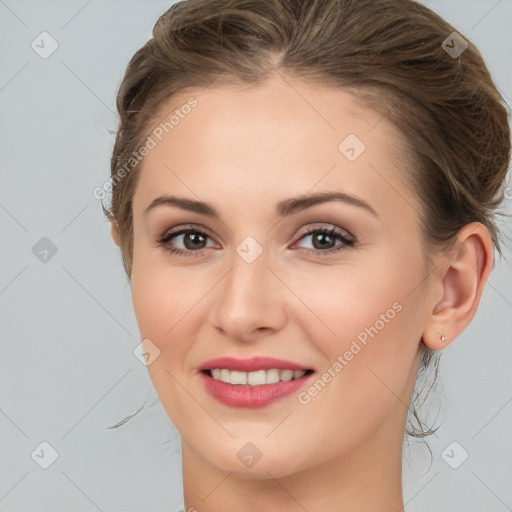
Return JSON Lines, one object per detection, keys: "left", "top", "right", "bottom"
{"left": 199, "top": 371, "right": 314, "bottom": 408}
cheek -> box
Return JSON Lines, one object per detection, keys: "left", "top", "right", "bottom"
{"left": 130, "top": 264, "right": 202, "bottom": 424}
{"left": 130, "top": 236, "right": 200, "bottom": 338}
{"left": 289, "top": 251, "right": 425, "bottom": 420}
{"left": 130, "top": 256, "right": 220, "bottom": 386}
{"left": 131, "top": 271, "right": 170, "bottom": 341}
{"left": 131, "top": 268, "right": 199, "bottom": 347}
{"left": 289, "top": 249, "right": 424, "bottom": 354}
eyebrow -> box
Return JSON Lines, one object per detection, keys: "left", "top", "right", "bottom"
{"left": 143, "top": 191, "right": 378, "bottom": 218}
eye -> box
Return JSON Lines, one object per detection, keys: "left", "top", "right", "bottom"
{"left": 157, "top": 225, "right": 217, "bottom": 257}
{"left": 157, "top": 224, "right": 355, "bottom": 258}
{"left": 293, "top": 226, "right": 355, "bottom": 257}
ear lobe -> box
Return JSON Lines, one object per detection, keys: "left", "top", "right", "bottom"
{"left": 422, "top": 222, "right": 493, "bottom": 351}
{"left": 110, "top": 220, "right": 121, "bottom": 247}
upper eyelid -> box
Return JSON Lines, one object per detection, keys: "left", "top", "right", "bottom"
{"left": 161, "top": 224, "right": 215, "bottom": 242}
{"left": 295, "top": 224, "right": 353, "bottom": 241}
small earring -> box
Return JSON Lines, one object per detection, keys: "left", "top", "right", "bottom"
{"left": 440, "top": 335, "right": 447, "bottom": 343}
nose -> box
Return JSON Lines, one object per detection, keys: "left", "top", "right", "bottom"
{"left": 209, "top": 245, "right": 288, "bottom": 343}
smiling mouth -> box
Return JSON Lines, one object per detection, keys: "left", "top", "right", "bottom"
{"left": 202, "top": 368, "right": 315, "bottom": 386}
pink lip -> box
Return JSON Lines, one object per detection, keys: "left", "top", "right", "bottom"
{"left": 198, "top": 356, "right": 312, "bottom": 372}
{"left": 198, "top": 357, "right": 315, "bottom": 408}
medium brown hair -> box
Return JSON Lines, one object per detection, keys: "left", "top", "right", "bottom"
{"left": 104, "top": 0, "right": 511, "bottom": 437}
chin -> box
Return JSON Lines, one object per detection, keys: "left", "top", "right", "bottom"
{"left": 188, "top": 434, "right": 314, "bottom": 480}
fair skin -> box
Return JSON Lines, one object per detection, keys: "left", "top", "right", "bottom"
{"left": 111, "top": 73, "right": 492, "bottom": 511}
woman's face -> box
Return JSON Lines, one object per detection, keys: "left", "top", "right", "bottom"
{"left": 128, "top": 74, "right": 432, "bottom": 478}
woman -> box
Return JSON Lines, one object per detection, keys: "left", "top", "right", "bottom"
{"left": 104, "top": 0, "right": 511, "bottom": 510}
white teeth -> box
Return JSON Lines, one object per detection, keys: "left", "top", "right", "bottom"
{"left": 209, "top": 368, "right": 308, "bottom": 385}
{"left": 247, "top": 370, "right": 266, "bottom": 385}
{"left": 266, "top": 368, "right": 280, "bottom": 384}
{"left": 230, "top": 370, "right": 247, "bottom": 385}
{"left": 280, "top": 369, "right": 293, "bottom": 381}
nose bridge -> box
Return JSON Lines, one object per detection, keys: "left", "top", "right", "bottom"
{"left": 210, "top": 238, "right": 286, "bottom": 339}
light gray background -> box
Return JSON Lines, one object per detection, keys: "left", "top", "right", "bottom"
{"left": 0, "top": 1, "right": 511, "bottom": 511}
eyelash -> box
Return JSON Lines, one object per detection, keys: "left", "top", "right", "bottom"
{"left": 157, "top": 225, "right": 355, "bottom": 258}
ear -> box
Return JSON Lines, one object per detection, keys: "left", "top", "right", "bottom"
{"left": 110, "top": 220, "right": 121, "bottom": 247}
{"left": 422, "top": 222, "right": 494, "bottom": 350}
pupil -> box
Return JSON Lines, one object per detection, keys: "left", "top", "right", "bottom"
{"left": 314, "top": 233, "right": 333, "bottom": 249}
{"left": 185, "top": 232, "right": 206, "bottom": 250}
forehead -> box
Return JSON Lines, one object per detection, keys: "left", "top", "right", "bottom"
{"left": 133, "top": 75, "right": 418, "bottom": 221}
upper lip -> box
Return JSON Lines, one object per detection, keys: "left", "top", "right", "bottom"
{"left": 198, "top": 356, "right": 313, "bottom": 373}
